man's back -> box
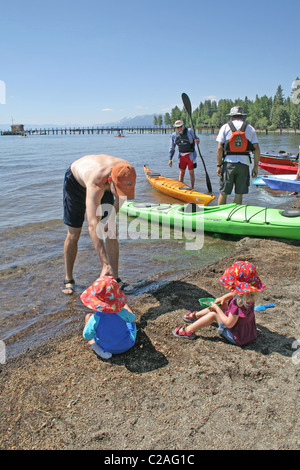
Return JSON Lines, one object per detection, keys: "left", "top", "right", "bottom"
{"left": 71, "top": 154, "right": 126, "bottom": 187}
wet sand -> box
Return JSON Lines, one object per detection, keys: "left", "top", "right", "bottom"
{"left": 1, "top": 200, "right": 300, "bottom": 451}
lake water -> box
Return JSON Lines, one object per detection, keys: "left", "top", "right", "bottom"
{"left": 0, "top": 131, "right": 298, "bottom": 358}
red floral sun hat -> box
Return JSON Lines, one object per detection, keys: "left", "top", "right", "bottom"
{"left": 80, "top": 276, "right": 127, "bottom": 313}
{"left": 219, "top": 261, "right": 266, "bottom": 294}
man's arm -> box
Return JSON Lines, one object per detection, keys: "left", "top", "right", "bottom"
{"left": 216, "top": 125, "right": 226, "bottom": 176}
{"left": 296, "top": 156, "right": 300, "bottom": 180}
{"left": 86, "top": 183, "right": 113, "bottom": 277}
{"left": 168, "top": 134, "right": 176, "bottom": 166}
{"left": 251, "top": 143, "right": 260, "bottom": 178}
{"left": 187, "top": 128, "right": 199, "bottom": 145}
{"left": 216, "top": 142, "right": 224, "bottom": 176}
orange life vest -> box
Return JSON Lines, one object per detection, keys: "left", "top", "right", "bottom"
{"left": 224, "top": 121, "right": 254, "bottom": 156}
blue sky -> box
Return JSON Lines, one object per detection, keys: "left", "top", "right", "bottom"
{"left": 0, "top": 0, "right": 299, "bottom": 125}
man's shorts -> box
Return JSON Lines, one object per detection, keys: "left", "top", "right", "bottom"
{"left": 219, "top": 162, "right": 250, "bottom": 195}
{"left": 179, "top": 153, "right": 194, "bottom": 171}
{"left": 63, "top": 167, "right": 114, "bottom": 228}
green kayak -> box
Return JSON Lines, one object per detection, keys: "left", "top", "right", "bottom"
{"left": 120, "top": 201, "right": 300, "bottom": 241}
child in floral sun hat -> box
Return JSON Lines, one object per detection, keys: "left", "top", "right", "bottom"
{"left": 81, "top": 276, "right": 136, "bottom": 359}
{"left": 173, "top": 261, "right": 266, "bottom": 346}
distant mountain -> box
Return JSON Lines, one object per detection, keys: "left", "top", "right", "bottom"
{"left": 95, "top": 114, "right": 158, "bottom": 128}
{"left": 0, "top": 114, "right": 161, "bottom": 131}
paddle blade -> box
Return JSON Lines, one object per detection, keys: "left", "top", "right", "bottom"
{"left": 181, "top": 93, "right": 192, "bottom": 116}
{"left": 205, "top": 173, "right": 212, "bottom": 193}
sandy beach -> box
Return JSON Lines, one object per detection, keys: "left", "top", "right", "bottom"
{"left": 1, "top": 199, "right": 300, "bottom": 451}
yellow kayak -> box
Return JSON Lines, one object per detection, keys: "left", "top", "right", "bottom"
{"left": 144, "top": 165, "right": 215, "bottom": 205}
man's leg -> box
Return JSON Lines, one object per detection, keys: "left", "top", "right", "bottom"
{"left": 105, "top": 237, "right": 119, "bottom": 279}
{"left": 63, "top": 226, "right": 82, "bottom": 294}
{"left": 179, "top": 168, "right": 185, "bottom": 183}
{"left": 188, "top": 169, "right": 195, "bottom": 189}
{"left": 234, "top": 164, "right": 249, "bottom": 205}
{"left": 234, "top": 193, "right": 243, "bottom": 204}
{"left": 179, "top": 156, "right": 187, "bottom": 183}
{"left": 218, "top": 192, "right": 227, "bottom": 205}
{"left": 218, "top": 162, "right": 233, "bottom": 205}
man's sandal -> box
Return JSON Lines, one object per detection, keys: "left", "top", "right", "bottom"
{"left": 172, "top": 325, "right": 197, "bottom": 340}
{"left": 182, "top": 311, "right": 198, "bottom": 323}
{"left": 62, "top": 279, "right": 75, "bottom": 295}
{"left": 116, "top": 278, "right": 129, "bottom": 291}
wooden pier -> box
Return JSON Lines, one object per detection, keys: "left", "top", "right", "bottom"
{"left": 1, "top": 123, "right": 299, "bottom": 137}
{"left": 0, "top": 125, "right": 218, "bottom": 136}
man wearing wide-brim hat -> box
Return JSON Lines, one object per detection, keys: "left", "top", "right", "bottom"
{"left": 216, "top": 106, "right": 260, "bottom": 205}
{"left": 168, "top": 120, "right": 200, "bottom": 189}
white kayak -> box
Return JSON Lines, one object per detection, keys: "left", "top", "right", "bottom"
{"left": 262, "top": 176, "right": 300, "bottom": 193}
{"left": 252, "top": 174, "right": 297, "bottom": 186}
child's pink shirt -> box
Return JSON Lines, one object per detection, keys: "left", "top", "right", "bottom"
{"left": 225, "top": 298, "right": 257, "bottom": 346}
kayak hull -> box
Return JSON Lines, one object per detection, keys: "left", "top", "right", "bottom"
{"left": 252, "top": 174, "right": 297, "bottom": 186}
{"left": 260, "top": 153, "right": 298, "bottom": 165}
{"left": 262, "top": 177, "right": 300, "bottom": 192}
{"left": 120, "top": 201, "right": 300, "bottom": 241}
{"left": 258, "top": 162, "right": 298, "bottom": 174}
{"left": 144, "top": 165, "right": 215, "bottom": 206}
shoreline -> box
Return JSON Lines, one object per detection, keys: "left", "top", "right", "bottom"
{"left": 1, "top": 229, "right": 300, "bottom": 449}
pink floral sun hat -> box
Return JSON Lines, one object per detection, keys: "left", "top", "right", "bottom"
{"left": 80, "top": 276, "right": 127, "bottom": 313}
{"left": 219, "top": 261, "right": 266, "bottom": 294}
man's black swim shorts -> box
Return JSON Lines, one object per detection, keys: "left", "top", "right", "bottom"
{"left": 63, "top": 167, "right": 114, "bottom": 228}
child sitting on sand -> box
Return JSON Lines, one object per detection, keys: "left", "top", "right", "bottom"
{"left": 81, "top": 276, "right": 136, "bottom": 359}
{"left": 173, "top": 261, "right": 266, "bottom": 346}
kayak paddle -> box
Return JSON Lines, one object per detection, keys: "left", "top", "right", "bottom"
{"left": 181, "top": 92, "right": 212, "bottom": 193}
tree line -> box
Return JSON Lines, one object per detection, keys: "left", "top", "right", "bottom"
{"left": 153, "top": 81, "right": 300, "bottom": 130}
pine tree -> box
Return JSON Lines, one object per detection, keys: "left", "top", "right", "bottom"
{"left": 168, "top": 84, "right": 300, "bottom": 130}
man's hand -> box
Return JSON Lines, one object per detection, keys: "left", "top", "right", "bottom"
{"left": 251, "top": 167, "right": 258, "bottom": 178}
{"left": 216, "top": 166, "right": 222, "bottom": 177}
{"left": 100, "top": 264, "right": 114, "bottom": 278}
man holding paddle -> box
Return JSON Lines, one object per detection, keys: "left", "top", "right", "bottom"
{"left": 168, "top": 120, "right": 199, "bottom": 189}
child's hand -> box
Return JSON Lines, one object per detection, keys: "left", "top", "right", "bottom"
{"left": 215, "top": 292, "right": 234, "bottom": 305}
{"left": 209, "top": 302, "right": 218, "bottom": 311}
{"left": 124, "top": 303, "right": 133, "bottom": 314}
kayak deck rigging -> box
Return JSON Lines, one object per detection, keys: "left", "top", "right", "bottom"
{"left": 225, "top": 205, "right": 271, "bottom": 224}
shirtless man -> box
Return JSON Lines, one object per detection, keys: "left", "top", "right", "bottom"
{"left": 62, "top": 154, "right": 136, "bottom": 294}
